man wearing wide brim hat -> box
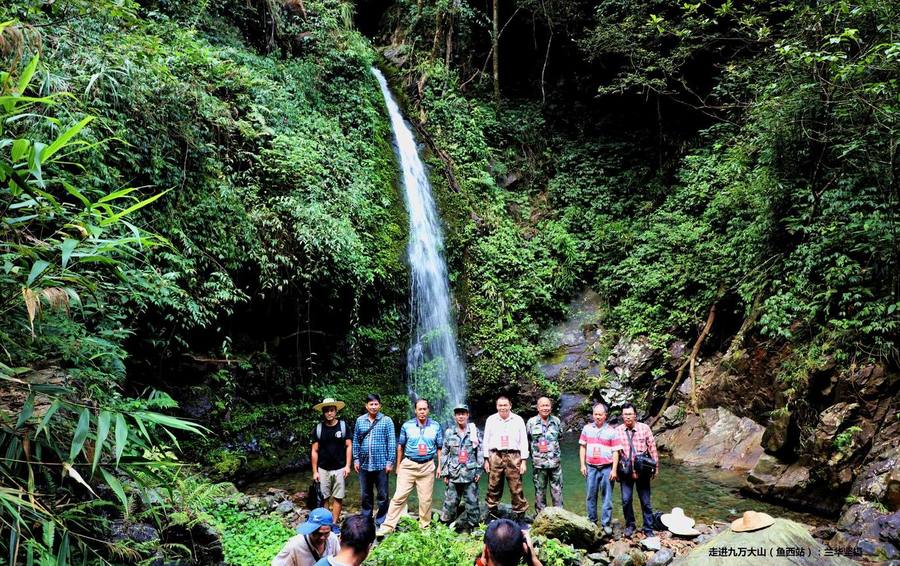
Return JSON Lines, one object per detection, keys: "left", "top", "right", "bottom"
{"left": 661, "top": 507, "right": 701, "bottom": 537}
{"left": 313, "top": 398, "right": 346, "bottom": 412}
{"left": 311, "top": 398, "right": 352, "bottom": 523}
{"left": 272, "top": 507, "right": 340, "bottom": 566}
{"left": 730, "top": 510, "right": 775, "bottom": 532}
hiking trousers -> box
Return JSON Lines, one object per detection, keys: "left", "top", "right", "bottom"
{"left": 441, "top": 480, "right": 480, "bottom": 528}
{"left": 533, "top": 465, "right": 563, "bottom": 512}
{"left": 359, "top": 469, "right": 389, "bottom": 526}
{"left": 620, "top": 474, "right": 654, "bottom": 534}
{"left": 486, "top": 451, "right": 528, "bottom": 515}
{"left": 382, "top": 458, "right": 436, "bottom": 530}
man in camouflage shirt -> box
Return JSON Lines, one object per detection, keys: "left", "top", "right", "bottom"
{"left": 439, "top": 404, "right": 483, "bottom": 532}
{"left": 526, "top": 397, "right": 563, "bottom": 512}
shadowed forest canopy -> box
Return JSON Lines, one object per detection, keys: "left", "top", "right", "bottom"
{"left": 0, "top": 0, "right": 897, "bottom": 562}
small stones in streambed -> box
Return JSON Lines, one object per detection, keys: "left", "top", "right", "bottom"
{"left": 596, "top": 523, "right": 717, "bottom": 565}
{"left": 587, "top": 551, "right": 610, "bottom": 565}
{"left": 238, "top": 487, "right": 306, "bottom": 525}
{"left": 646, "top": 548, "right": 674, "bottom": 566}
{"left": 607, "top": 540, "right": 631, "bottom": 559}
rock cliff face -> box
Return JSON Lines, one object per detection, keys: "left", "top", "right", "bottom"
{"left": 537, "top": 289, "right": 667, "bottom": 427}
{"left": 654, "top": 407, "right": 765, "bottom": 471}
{"left": 654, "top": 353, "right": 898, "bottom": 560}
{"left": 541, "top": 289, "right": 899, "bottom": 561}
{"left": 653, "top": 345, "right": 899, "bottom": 512}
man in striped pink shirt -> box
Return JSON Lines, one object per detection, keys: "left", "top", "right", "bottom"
{"left": 610, "top": 403, "right": 659, "bottom": 538}
{"left": 578, "top": 403, "right": 620, "bottom": 535}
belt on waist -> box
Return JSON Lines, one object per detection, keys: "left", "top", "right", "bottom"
{"left": 490, "top": 449, "right": 520, "bottom": 453}
{"left": 588, "top": 463, "right": 612, "bottom": 469}
{"left": 405, "top": 456, "right": 434, "bottom": 464}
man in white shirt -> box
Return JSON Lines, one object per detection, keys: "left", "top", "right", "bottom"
{"left": 482, "top": 396, "right": 529, "bottom": 521}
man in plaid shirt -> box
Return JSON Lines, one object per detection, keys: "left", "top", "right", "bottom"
{"left": 352, "top": 394, "right": 396, "bottom": 527}
{"left": 610, "top": 402, "right": 659, "bottom": 538}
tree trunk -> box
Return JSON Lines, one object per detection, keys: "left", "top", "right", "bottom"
{"left": 650, "top": 302, "right": 717, "bottom": 426}
{"left": 492, "top": 0, "right": 500, "bottom": 104}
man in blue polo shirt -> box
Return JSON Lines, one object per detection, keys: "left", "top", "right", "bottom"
{"left": 378, "top": 398, "right": 443, "bottom": 535}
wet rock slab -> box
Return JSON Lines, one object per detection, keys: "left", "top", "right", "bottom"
{"left": 655, "top": 407, "right": 764, "bottom": 471}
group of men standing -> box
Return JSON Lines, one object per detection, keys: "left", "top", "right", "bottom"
{"left": 305, "top": 393, "right": 659, "bottom": 543}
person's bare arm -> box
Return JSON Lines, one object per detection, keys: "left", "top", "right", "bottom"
{"left": 579, "top": 445, "right": 587, "bottom": 477}
{"left": 343, "top": 438, "right": 352, "bottom": 477}
{"left": 610, "top": 451, "right": 618, "bottom": 482}
{"left": 311, "top": 441, "right": 320, "bottom": 481}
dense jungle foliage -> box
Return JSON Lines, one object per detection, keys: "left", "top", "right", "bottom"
{"left": 380, "top": 0, "right": 898, "bottom": 411}
{"left": 0, "top": 0, "right": 897, "bottom": 562}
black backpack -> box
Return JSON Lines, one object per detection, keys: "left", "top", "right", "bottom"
{"left": 652, "top": 511, "right": 666, "bottom": 530}
{"left": 314, "top": 420, "right": 347, "bottom": 442}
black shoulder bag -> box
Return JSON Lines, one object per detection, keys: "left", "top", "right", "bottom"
{"left": 634, "top": 431, "right": 657, "bottom": 479}
{"left": 617, "top": 429, "right": 635, "bottom": 477}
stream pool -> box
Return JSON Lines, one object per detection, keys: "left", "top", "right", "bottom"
{"left": 245, "top": 436, "right": 823, "bottom": 526}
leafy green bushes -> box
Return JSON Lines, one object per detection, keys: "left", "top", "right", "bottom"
{"left": 208, "top": 500, "right": 294, "bottom": 566}
{"left": 533, "top": 536, "right": 580, "bottom": 566}
{"left": 390, "top": 0, "right": 898, "bottom": 414}
{"left": 366, "top": 519, "right": 482, "bottom": 566}
{"left": 0, "top": 39, "right": 210, "bottom": 562}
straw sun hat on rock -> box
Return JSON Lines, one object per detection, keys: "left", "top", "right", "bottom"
{"left": 731, "top": 510, "right": 776, "bottom": 533}
{"left": 661, "top": 507, "right": 701, "bottom": 536}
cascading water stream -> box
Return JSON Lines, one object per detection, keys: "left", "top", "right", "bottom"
{"left": 372, "top": 68, "right": 466, "bottom": 417}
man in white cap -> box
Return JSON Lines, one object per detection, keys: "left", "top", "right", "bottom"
{"left": 272, "top": 507, "right": 340, "bottom": 566}
{"left": 311, "top": 397, "right": 351, "bottom": 523}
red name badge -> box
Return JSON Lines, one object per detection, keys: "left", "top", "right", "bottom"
{"left": 418, "top": 442, "right": 427, "bottom": 456}
{"left": 500, "top": 435, "right": 509, "bottom": 449}
{"left": 458, "top": 449, "right": 468, "bottom": 464}
{"left": 539, "top": 439, "right": 549, "bottom": 453}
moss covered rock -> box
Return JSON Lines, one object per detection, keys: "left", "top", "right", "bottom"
{"left": 530, "top": 506, "right": 599, "bottom": 549}
{"left": 676, "top": 519, "right": 855, "bottom": 565}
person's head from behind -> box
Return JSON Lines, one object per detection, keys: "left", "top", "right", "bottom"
{"left": 338, "top": 514, "right": 375, "bottom": 564}
{"left": 483, "top": 519, "right": 525, "bottom": 566}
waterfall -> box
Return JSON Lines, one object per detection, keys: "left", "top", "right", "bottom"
{"left": 372, "top": 68, "right": 466, "bottom": 417}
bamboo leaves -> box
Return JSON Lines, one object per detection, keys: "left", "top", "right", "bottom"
{"left": 6, "top": 374, "right": 206, "bottom": 557}
{"left": 42, "top": 117, "right": 93, "bottom": 164}
{"left": 114, "top": 413, "right": 127, "bottom": 466}
{"left": 68, "top": 409, "right": 90, "bottom": 462}
{"left": 91, "top": 411, "right": 110, "bottom": 475}
{"left": 2, "top": 50, "right": 169, "bottom": 338}
{"left": 99, "top": 468, "right": 127, "bottom": 513}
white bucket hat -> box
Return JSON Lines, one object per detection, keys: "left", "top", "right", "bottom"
{"left": 661, "top": 507, "right": 701, "bottom": 536}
